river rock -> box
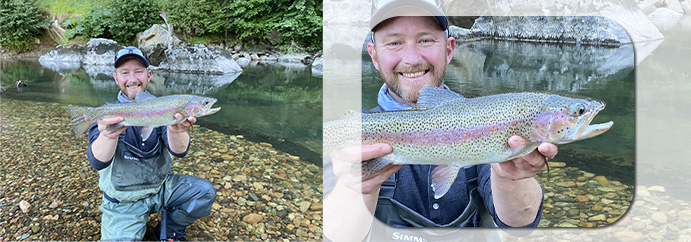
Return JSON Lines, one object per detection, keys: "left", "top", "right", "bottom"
{"left": 614, "top": 231, "right": 644, "bottom": 242}
{"left": 83, "top": 38, "right": 121, "bottom": 66}
{"left": 157, "top": 46, "right": 242, "bottom": 74}
{"left": 651, "top": 211, "right": 668, "bottom": 224}
{"left": 470, "top": 16, "right": 632, "bottom": 45}
{"left": 243, "top": 213, "right": 263, "bottom": 224}
{"left": 38, "top": 44, "right": 84, "bottom": 71}
{"left": 138, "top": 24, "right": 185, "bottom": 66}
{"left": 311, "top": 57, "right": 323, "bottom": 76}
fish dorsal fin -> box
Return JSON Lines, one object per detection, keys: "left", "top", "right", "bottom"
{"left": 415, "top": 86, "right": 464, "bottom": 110}
{"left": 135, "top": 92, "right": 156, "bottom": 102}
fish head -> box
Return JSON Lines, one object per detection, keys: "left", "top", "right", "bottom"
{"left": 533, "top": 95, "right": 613, "bottom": 144}
{"left": 186, "top": 96, "right": 221, "bottom": 117}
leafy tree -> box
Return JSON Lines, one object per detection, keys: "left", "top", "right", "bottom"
{"left": 63, "top": 6, "right": 113, "bottom": 40}
{"left": 0, "top": 0, "right": 49, "bottom": 52}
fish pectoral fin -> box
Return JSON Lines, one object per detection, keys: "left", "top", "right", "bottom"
{"left": 431, "top": 165, "right": 462, "bottom": 199}
{"left": 141, "top": 126, "right": 154, "bottom": 141}
{"left": 355, "top": 156, "right": 394, "bottom": 180}
{"left": 105, "top": 123, "right": 125, "bottom": 134}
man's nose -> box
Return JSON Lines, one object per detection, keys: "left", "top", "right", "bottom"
{"left": 400, "top": 43, "right": 422, "bottom": 65}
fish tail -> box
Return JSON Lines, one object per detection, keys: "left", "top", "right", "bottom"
{"left": 64, "top": 106, "right": 96, "bottom": 136}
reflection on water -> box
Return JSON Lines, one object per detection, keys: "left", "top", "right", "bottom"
{"left": 362, "top": 40, "right": 635, "bottom": 184}
{"left": 0, "top": 60, "right": 322, "bottom": 163}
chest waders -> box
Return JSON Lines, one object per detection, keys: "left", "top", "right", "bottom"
{"left": 99, "top": 137, "right": 172, "bottom": 203}
{"left": 370, "top": 166, "right": 500, "bottom": 241}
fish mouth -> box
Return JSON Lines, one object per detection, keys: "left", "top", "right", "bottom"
{"left": 198, "top": 98, "right": 221, "bottom": 116}
{"left": 559, "top": 102, "right": 613, "bottom": 144}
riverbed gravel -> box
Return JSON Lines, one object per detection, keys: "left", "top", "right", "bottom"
{"left": 0, "top": 98, "right": 322, "bottom": 241}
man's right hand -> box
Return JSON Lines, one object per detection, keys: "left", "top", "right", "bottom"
{"left": 330, "top": 143, "right": 401, "bottom": 195}
{"left": 97, "top": 117, "right": 127, "bottom": 139}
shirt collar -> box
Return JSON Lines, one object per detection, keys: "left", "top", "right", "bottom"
{"left": 117, "top": 91, "right": 152, "bottom": 103}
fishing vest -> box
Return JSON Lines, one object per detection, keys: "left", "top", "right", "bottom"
{"left": 98, "top": 137, "right": 172, "bottom": 203}
{"left": 370, "top": 166, "right": 501, "bottom": 241}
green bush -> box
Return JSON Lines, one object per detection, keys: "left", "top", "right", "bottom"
{"left": 108, "top": 0, "right": 162, "bottom": 44}
{"left": 62, "top": 6, "right": 112, "bottom": 40}
{"left": 165, "top": 0, "right": 322, "bottom": 51}
{"left": 0, "top": 0, "right": 49, "bottom": 52}
{"left": 60, "top": 0, "right": 161, "bottom": 45}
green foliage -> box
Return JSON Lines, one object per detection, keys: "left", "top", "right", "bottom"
{"left": 0, "top": 0, "right": 49, "bottom": 52}
{"left": 62, "top": 6, "right": 112, "bottom": 40}
{"left": 108, "top": 0, "right": 162, "bottom": 44}
{"left": 164, "top": 0, "right": 322, "bottom": 51}
{"left": 60, "top": 0, "right": 161, "bottom": 45}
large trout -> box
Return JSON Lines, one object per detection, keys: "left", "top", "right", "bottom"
{"left": 324, "top": 87, "right": 613, "bottom": 199}
{"left": 65, "top": 92, "right": 220, "bottom": 140}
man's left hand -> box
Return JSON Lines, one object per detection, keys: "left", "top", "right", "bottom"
{"left": 491, "top": 135, "right": 557, "bottom": 180}
{"left": 168, "top": 113, "right": 197, "bottom": 133}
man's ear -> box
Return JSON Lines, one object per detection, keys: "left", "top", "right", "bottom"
{"left": 367, "top": 42, "right": 380, "bottom": 71}
{"left": 446, "top": 36, "right": 456, "bottom": 64}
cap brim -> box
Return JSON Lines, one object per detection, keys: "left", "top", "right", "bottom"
{"left": 114, "top": 54, "right": 149, "bottom": 68}
{"left": 370, "top": 0, "right": 448, "bottom": 31}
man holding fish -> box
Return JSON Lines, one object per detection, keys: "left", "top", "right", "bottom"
{"left": 82, "top": 46, "right": 217, "bottom": 240}
{"left": 324, "top": 0, "right": 558, "bottom": 240}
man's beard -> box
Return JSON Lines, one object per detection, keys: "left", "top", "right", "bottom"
{"left": 383, "top": 64, "right": 446, "bottom": 104}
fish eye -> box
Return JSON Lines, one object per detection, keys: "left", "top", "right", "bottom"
{"left": 570, "top": 103, "right": 586, "bottom": 116}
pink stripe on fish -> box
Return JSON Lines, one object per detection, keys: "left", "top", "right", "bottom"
{"left": 364, "top": 119, "right": 522, "bottom": 146}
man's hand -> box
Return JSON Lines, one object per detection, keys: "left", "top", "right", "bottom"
{"left": 97, "top": 116, "right": 127, "bottom": 139}
{"left": 168, "top": 113, "right": 196, "bottom": 134}
{"left": 330, "top": 143, "right": 400, "bottom": 195}
{"left": 491, "top": 135, "right": 557, "bottom": 180}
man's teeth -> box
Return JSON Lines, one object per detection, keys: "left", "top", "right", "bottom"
{"left": 401, "top": 71, "right": 425, "bottom": 78}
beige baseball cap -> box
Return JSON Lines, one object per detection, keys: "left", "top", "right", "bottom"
{"left": 370, "top": 0, "right": 449, "bottom": 31}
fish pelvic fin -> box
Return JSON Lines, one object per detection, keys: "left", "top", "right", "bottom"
{"left": 431, "top": 165, "right": 462, "bottom": 199}
{"left": 64, "top": 106, "right": 95, "bottom": 137}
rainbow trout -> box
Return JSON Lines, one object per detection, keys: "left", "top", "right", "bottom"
{"left": 65, "top": 92, "right": 220, "bottom": 140}
{"left": 324, "top": 87, "right": 613, "bottom": 199}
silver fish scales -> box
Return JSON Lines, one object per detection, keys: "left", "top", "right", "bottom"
{"left": 323, "top": 87, "right": 613, "bottom": 198}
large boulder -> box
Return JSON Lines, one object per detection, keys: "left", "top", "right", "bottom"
{"left": 38, "top": 44, "right": 85, "bottom": 72}
{"left": 469, "top": 16, "right": 632, "bottom": 46}
{"left": 83, "top": 38, "right": 121, "bottom": 66}
{"left": 138, "top": 24, "right": 185, "bottom": 66}
{"left": 157, "top": 45, "right": 242, "bottom": 74}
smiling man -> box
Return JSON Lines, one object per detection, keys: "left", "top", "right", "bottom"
{"left": 87, "top": 46, "right": 216, "bottom": 241}
{"left": 324, "top": 1, "right": 556, "bottom": 241}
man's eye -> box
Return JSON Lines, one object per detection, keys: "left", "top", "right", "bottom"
{"left": 387, "top": 41, "right": 401, "bottom": 46}
{"left": 420, "top": 39, "right": 433, "bottom": 44}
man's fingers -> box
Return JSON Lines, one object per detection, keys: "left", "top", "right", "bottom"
{"left": 507, "top": 135, "right": 529, "bottom": 149}
{"left": 330, "top": 143, "right": 393, "bottom": 164}
{"left": 99, "top": 116, "right": 124, "bottom": 125}
{"left": 537, "top": 143, "right": 558, "bottom": 159}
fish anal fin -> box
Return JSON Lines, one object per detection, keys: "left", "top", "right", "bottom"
{"left": 431, "top": 165, "right": 462, "bottom": 199}
{"left": 141, "top": 126, "right": 154, "bottom": 141}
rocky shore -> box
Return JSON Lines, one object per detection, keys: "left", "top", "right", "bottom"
{"left": 0, "top": 98, "right": 322, "bottom": 241}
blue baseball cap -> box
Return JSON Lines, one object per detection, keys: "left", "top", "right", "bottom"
{"left": 114, "top": 46, "right": 149, "bottom": 68}
{"left": 370, "top": 0, "right": 449, "bottom": 32}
